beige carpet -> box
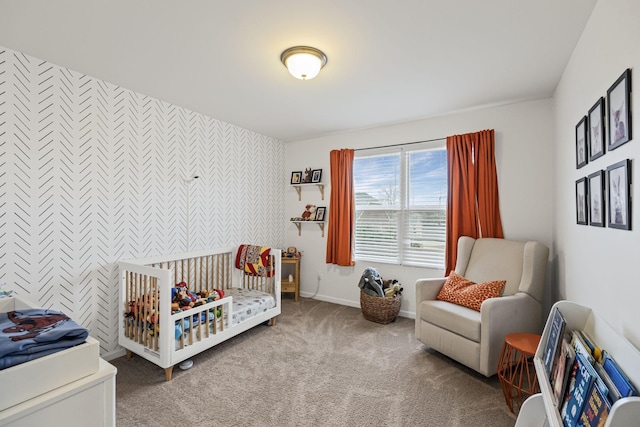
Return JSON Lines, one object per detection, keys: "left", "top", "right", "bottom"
{"left": 112, "top": 297, "right": 517, "bottom": 426}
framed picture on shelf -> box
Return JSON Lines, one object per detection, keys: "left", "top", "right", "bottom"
{"left": 315, "top": 206, "right": 326, "bottom": 222}
{"left": 575, "top": 177, "right": 588, "bottom": 225}
{"left": 607, "top": 159, "right": 631, "bottom": 230}
{"left": 576, "top": 116, "right": 588, "bottom": 169}
{"left": 291, "top": 171, "right": 302, "bottom": 184}
{"left": 588, "top": 170, "right": 605, "bottom": 227}
{"left": 311, "top": 169, "right": 323, "bottom": 183}
{"left": 607, "top": 68, "right": 632, "bottom": 150}
{"left": 588, "top": 97, "right": 605, "bottom": 161}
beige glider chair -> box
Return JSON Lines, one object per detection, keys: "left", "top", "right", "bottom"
{"left": 415, "top": 236, "right": 549, "bottom": 377}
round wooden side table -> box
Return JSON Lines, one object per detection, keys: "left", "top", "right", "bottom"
{"left": 497, "top": 332, "right": 541, "bottom": 414}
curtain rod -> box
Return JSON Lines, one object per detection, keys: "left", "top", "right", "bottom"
{"left": 354, "top": 136, "right": 446, "bottom": 151}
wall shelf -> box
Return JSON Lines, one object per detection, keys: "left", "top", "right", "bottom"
{"left": 291, "top": 220, "right": 325, "bottom": 237}
{"left": 292, "top": 183, "right": 324, "bottom": 201}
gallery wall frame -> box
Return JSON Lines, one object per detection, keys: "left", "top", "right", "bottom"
{"left": 311, "top": 169, "right": 323, "bottom": 183}
{"left": 576, "top": 116, "right": 588, "bottom": 169}
{"left": 576, "top": 177, "right": 588, "bottom": 225}
{"left": 588, "top": 97, "right": 605, "bottom": 161}
{"left": 587, "top": 170, "right": 605, "bottom": 227}
{"left": 315, "top": 206, "right": 327, "bottom": 222}
{"left": 607, "top": 68, "right": 632, "bottom": 151}
{"left": 291, "top": 171, "right": 302, "bottom": 184}
{"left": 607, "top": 159, "right": 631, "bottom": 230}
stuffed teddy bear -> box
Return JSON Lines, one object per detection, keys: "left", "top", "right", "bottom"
{"left": 301, "top": 204, "right": 317, "bottom": 221}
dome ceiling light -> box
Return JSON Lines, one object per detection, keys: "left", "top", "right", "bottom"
{"left": 280, "top": 46, "right": 327, "bottom": 80}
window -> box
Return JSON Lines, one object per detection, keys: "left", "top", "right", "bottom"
{"left": 353, "top": 142, "right": 447, "bottom": 269}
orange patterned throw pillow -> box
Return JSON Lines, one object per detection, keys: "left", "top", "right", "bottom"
{"left": 436, "top": 272, "right": 506, "bottom": 311}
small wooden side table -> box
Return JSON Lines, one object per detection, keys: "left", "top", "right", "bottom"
{"left": 281, "top": 257, "right": 300, "bottom": 302}
{"left": 497, "top": 332, "right": 541, "bottom": 414}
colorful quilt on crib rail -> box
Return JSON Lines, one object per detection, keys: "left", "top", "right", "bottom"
{"left": 235, "top": 245, "right": 273, "bottom": 277}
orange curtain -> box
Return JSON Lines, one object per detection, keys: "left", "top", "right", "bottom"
{"left": 326, "top": 149, "right": 355, "bottom": 266}
{"left": 445, "top": 129, "right": 503, "bottom": 274}
{"left": 475, "top": 130, "right": 504, "bottom": 238}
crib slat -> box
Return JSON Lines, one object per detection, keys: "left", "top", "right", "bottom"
{"left": 142, "top": 275, "right": 148, "bottom": 347}
{"left": 126, "top": 272, "right": 131, "bottom": 339}
{"left": 153, "top": 276, "right": 159, "bottom": 351}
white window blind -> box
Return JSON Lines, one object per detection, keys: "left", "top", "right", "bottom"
{"left": 353, "top": 141, "right": 447, "bottom": 269}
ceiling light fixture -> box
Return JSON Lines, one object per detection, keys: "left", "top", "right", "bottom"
{"left": 280, "top": 46, "right": 327, "bottom": 80}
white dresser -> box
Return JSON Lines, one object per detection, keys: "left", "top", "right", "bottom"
{"left": 0, "top": 358, "right": 116, "bottom": 427}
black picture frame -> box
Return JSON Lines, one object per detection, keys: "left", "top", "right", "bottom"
{"left": 315, "top": 206, "right": 326, "bottom": 222}
{"left": 576, "top": 177, "right": 588, "bottom": 225}
{"left": 607, "top": 68, "right": 632, "bottom": 151}
{"left": 311, "top": 169, "right": 323, "bottom": 183}
{"left": 588, "top": 170, "right": 605, "bottom": 227}
{"left": 576, "top": 116, "right": 588, "bottom": 169}
{"left": 607, "top": 159, "right": 632, "bottom": 230}
{"left": 588, "top": 97, "right": 605, "bottom": 161}
{"left": 291, "top": 171, "right": 302, "bottom": 184}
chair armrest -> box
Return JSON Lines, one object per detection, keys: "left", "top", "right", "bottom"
{"left": 479, "top": 292, "right": 542, "bottom": 375}
{"left": 415, "top": 277, "right": 446, "bottom": 339}
{"left": 415, "top": 277, "right": 446, "bottom": 303}
{"left": 481, "top": 292, "right": 541, "bottom": 333}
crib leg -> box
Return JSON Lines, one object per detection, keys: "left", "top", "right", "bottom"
{"left": 126, "top": 350, "right": 133, "bottom": 360}
{"left": 269, "top": 317, "right": 277, "bottom": 326}
{"left": 165, "top": 366, "right": 174, "bottom": 382}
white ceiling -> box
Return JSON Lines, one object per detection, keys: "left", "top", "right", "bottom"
{"left": 0, "top": 0, "right": 597, "bottom": 142}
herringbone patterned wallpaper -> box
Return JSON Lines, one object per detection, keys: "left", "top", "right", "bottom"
{"left": 0, "top": 47, "right": 286, "bottom": 357}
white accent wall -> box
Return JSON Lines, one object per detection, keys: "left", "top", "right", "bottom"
{"left": 286, "top": 99, "right": 555, "bottom": 317}
{"left": 0, "top": 46, "right": 286, "bottom": 359}
{"left": 554, "top": 0, "right": 640, "bottom": 350}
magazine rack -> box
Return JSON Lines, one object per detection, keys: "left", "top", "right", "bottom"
{"left": 515, "top": 300, "right": 640, "bottom": 427}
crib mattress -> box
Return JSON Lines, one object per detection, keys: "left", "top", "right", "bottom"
{"left": 226, "top": 287, "right": 276, "bottom": 325}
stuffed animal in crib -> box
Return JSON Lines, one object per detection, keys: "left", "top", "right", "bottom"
{"left": 301, "top": 204, "right": 317, "bottom": 221}
{"left": 196, "top": 289, "right": 225, "bottom": 302}
{"left": 172, "top": 286, "right": 192, "bottom": 311}
{"left": 172, "top": 282, "right": 206, "bottom": 311}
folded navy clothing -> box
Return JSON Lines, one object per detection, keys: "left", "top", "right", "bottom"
{"left": 0, "top": 308, "right": 89, "bottom": 370}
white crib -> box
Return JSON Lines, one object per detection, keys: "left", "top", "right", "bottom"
{"left": 118, "top": 246, "right": 281, "bottom": 381}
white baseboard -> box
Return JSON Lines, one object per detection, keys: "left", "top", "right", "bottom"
{"left": 102, "top": 348, "right": 126, "bottom": 362}
{"left": 299, "top": 291, "right": 415, "bottom": 319}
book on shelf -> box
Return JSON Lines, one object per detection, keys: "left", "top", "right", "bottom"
{"left": 552, "top": 337, "right": 576, "bottom": 409}
{"left": 578, "top": 330, "right": 603, "bottom": 364}
{"left": 577, "top": 380, "right": 611, "bottom": 427}
{"left": 602, "top": 350, "right": 638, "bottom": 398}
{"left": 544, "top": 306, "right": 567, "bottom": 379}
{"left": 594, "top": 361, "right": 621, "bottom": 404}
{"left": 578, "top": 350, "right": 610, "bottom": 406}
{"left": 571, "top": 330, "right": 595, "bottom": 365}
{"left": 561, "top": 352, "right": 595, "bottom": 427}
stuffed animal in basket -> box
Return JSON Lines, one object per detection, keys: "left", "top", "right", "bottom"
{"left": 358, "top": 267, "right": 385, "bottom": 297}
{"left": 384, "top": 283, "right": 403, "bottom": 298}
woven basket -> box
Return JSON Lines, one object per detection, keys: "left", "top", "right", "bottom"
{"left": 360, "top": 291, "right": 401, "bottom": 324}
